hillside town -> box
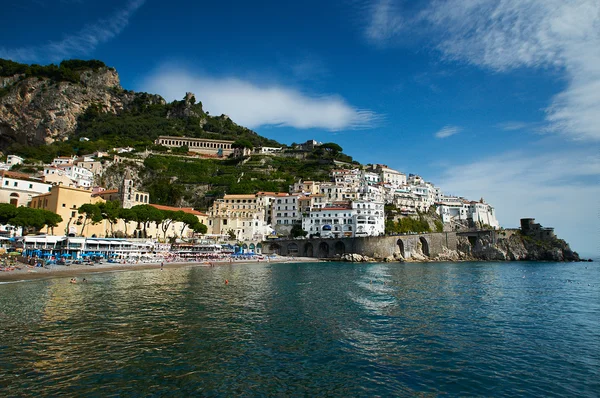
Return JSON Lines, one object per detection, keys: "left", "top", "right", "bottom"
{"left": 0, "top": 137, "right": 499, "bottom": 261}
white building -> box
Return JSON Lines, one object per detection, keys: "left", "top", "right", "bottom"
{"left": 302, "top": 200, "right": 384, "bottom": 238}
{"left": 52, "top": 156, "right": 77, "bottom": 166}
{"left": 0, "top": 170, "right": 52, "bottom": 206}
{"left": 303, "top": 205, "right": 356, "bottom": 238}
{"left": 271, "top": 194, "right": 301, "bottom": 227}
{"left": 255, "top": 146, "right": 283, "bottom": 155}
{"left": 352, "top": 200, "right": 385, "bottom": 237}
{"left": 368, "top": 164, "right": 406, "bottom": 188}
{"left": 436, "top": 197, "right": 499, "bottom": 229}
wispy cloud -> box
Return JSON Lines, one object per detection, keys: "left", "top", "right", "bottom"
{"left": 140, "top": 67, "right": 381, "bottom": 131}
{"left": 362, "top": 0, "right": 600, "bottom": 141}
{"left": 437, "top": 148, "right": 600, "bottom": 255}
{"left": 435, "top": 125, "right": 461, "bottom": 138}
{"left": 365, "top": 0, "right": 404, "bottom": 43}
{"left": 0, "top": 0, "right": 145, "bottom": 63}
{"left": 496, "top": 121, "right": 545, "bottom": 132}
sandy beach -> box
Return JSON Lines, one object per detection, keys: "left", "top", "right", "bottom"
{"left": 0, "top": 256, "right": 322, "bottom": 282}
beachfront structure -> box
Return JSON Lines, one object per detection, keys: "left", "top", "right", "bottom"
{"left": 0, "top": 170, "right": 52, "bottom": 207}
{"left": 154, "top": 136, "right": 235, "bottom": 157}
{"left": 20, "top": 235, "right": 154, "bottom": 259}
{"left": 207, "top": 194, "right": 274, "bottom": 241}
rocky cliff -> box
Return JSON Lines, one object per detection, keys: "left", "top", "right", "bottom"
{"left": 457, "top": 233, "right": 580, "bottom": 262}
{"left": 0, "top": 65, "right": 164, "bottom": 149}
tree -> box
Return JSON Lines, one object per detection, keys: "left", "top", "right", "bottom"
{"left": 41, "top": 210, "right": 62, "bottom": 235}
{"left": 179, "top": 212, "right": 200, "bottom": 237}
{"left": 232, "top": 138, "right": 253, "bottom": 149}
{"left": 160, "top": 210, "right": 183, "bottom": 239}
{"left": 118, "top": 207, "right": 137, "bottom": 237}
{"left": 77, "top": 203, "right": 103, "bottom": 236}
{"left": 320, "top": 142, "right": 343, "bottom": 156}
{"left": 290, "top": 224, "right": 307, "bottom": 238}
{"left": 131, "top": 204, "right": 163, "bottom": 238}
{"left": 192, "top": 221, "right": 208, "bottom": 235}
{"left": 6, "top": 207, "right": 62, "bottom": 235}
{"left": 99, "top": 201, "right": 121, "bottom": 237}
{"left": 0, "top": 203, "right": 18, "bottom": 225}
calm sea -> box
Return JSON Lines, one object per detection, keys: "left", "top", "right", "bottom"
{"left": 0, "top": 261, "right": 598, "bottom": 397}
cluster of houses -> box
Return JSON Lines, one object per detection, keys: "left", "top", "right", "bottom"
{"left": 0, "top": 139, "right": 499, "bottom": 245}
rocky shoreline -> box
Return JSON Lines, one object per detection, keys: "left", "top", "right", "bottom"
{"left": 338, "top": 233, "right": 592, "bottom": 263}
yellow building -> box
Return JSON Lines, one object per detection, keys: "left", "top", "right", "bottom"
{"left": 30, "top": 185, "right": 107, "bottom": 236}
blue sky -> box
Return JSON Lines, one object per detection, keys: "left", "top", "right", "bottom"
{"left": 1, "top": 0, "right": 599, "bottom": 256}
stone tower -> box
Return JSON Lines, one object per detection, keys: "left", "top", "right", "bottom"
{"left": 121, "top": 170, "right": 135, "bottom": 209}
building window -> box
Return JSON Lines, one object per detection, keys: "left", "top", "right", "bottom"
{"left": 13, "top": 182, "right": 17, "bottom": 187}
{"left": 71, "top": 211, "right": 76, "bottom": 217}
{"left": 62, "top": 204, "right": 66, "bottom": 207}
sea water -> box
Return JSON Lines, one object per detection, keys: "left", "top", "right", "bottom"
{"left": 0, "top": 261, "right": 598, "bottom": 396}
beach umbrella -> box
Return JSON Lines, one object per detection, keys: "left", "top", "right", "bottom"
{"left": 8, "top": 251, "right": 20, "bottom": 256}
{"left": 61, "top": 253, "right": 72, "bottom": 257}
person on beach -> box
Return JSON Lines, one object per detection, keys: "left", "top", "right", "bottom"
{"left": 70, "top": 278, "right": 76, "bottom": 284}
{"left": 161, "top": 261, "right": 164, "bottom": 270}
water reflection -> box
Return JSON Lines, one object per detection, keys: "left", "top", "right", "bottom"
{"left": 0, "top": 262, "right": 598, "bottom": 396}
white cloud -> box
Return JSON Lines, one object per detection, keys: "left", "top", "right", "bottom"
{"left": 140, "top": 68, "right": 381, "bottom": 131}
{"left": 437, "top": 148, "right": 600, "bottom": 256}
{"left": 434, "top": 125, "right": 461, "bottom": 138}
{"left": 363, "top": 0, "right": 600, "bottom": 141}
{"left": 0, "top": 0, "right": 145, "bottom": 62}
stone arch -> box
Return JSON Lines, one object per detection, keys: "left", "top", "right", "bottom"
{"left": 304, "top": 242, "right": 314, "bottom": 257}
{"left": 256, "top": 243, "right": 262, "bottom": 254}
{"left": 318, "top": 242, "right": 330, "bottom": 258}
{"left": 9, "top": 192, "right": 19, "bottom": 206}
{"left": 334, "top": 241, "right": 345, "bottom": 256}
{"left": 287, "top": 242, "right": 299, "bottom": 255}
{"left": 468, "top": 236, "right": 477, "bottom": 248}
{"left": 419, "top": 236, "right": 430, "bottom": 257}
{"left": 397, "top": 239, "right": 405, "bottom": 258}
{"left": 269, "top": 243, "right": 281, "bottom": 255}
{"left": 242, "top": 243, "right": 248, "bottom": 253}
{"left": 249, "top": 243, "right": 256, "bottom": 253}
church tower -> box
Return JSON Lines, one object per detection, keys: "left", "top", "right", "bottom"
{"left": 121, "top": 170, "right": 135, "bottom": 209}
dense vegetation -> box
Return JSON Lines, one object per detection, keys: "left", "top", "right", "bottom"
{"left": 0, "top": 58, "right": 107, "bottom": 83}
{"left": 0, "top": 204, "right": 62, "bottom": 235}
{"left": 71, "top": 96, "right": 283, "bottom": 151}
{"left": 76, "top": 202, "right": 207, "bottom": 239}
{"left": 140, "top": 153, "right": 340, "bottom": 208}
